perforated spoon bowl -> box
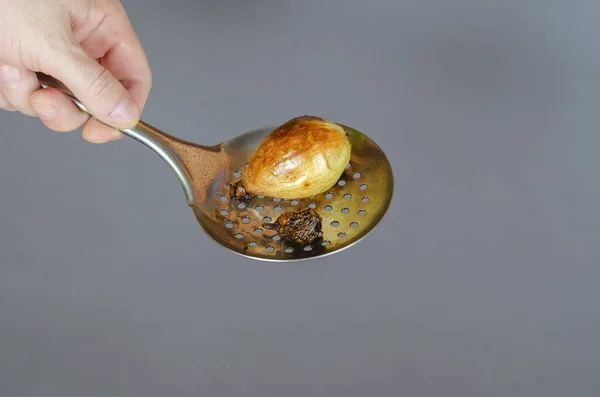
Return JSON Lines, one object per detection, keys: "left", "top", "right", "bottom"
{"left": 38, "top": 73, "right": 394, "bottom": 261}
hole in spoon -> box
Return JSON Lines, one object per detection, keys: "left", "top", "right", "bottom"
{"left": 233, "top": 171, "right": 242, "bottom": 178}
{"left": 220, "top": 209, "right": 229, "bottom": 216}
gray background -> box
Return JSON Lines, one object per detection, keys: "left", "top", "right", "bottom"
{"left": 1, "top": 0, "right": 599, "bottom": 396}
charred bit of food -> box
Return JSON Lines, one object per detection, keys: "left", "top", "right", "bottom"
{"left": 264, "top": 208, "right": 323, "bottom": 245}
{"left": 228, "top": 181, "right": 254, "bottom": 201}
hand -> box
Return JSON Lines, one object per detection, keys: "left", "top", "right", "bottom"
{"left": 0, "top": 0, "right": 152, "bottom": 143}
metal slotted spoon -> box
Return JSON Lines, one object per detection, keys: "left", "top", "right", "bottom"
{"left": 37, "top": 73, "right": 394, "bottom": 261}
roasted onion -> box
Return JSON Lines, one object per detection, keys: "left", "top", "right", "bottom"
{"left": 240, "top": 115, "right": 351, "bottom": 199}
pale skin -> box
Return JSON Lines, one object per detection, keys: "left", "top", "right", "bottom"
{"left": 0, "top": 0, "right": 152, "bottom": 143}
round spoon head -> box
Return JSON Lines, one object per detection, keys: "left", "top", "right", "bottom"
{"left": 191, "top": 123, "right": 394, "bottom": 261}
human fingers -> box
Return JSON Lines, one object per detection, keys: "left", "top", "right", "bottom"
{"left": 73, "top": 2, "right": 151, "bottom": 143}
{"left": 28, "top": 87, "right": 90, "bottom": 132}
{"left": 29, "top": 87, "right": 122, "bottom": 143}
{"left": 0, "top": 89, "right": 17, "bottom": 112}
{"left": 43, "top": 41, "right": 141, "bottom": 131}
{"left": 0, "top": 65, "right": 39, "bottom": 116}
{"left": 78, "top": 1, "right": 152, "bottom": 111}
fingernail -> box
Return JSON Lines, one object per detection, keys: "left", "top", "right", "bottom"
{"left": 32, "top": 104, "right": 56, "bottom": 120}
{"left": 109, "top": 95, "right": 137, "bottom": 125}
{"left": 0, "top": 66, "right": 21, "bottom": 85}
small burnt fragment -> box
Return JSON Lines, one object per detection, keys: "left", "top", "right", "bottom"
{"left": 228, "top": 181, "right": 254, "bottom": 201}
{"left": 343, "top": 162, "right": 355, "bottom": 178}
{"left": 264, "top": 208, "right": 323, "bottom": 245}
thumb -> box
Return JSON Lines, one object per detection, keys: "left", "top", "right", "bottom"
{"left": 48, "top": 45, "right": 140, "bottom": 129}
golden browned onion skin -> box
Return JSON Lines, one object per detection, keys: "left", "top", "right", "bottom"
{"left": 242, "top": 116, "right": 351, "bottom": 199}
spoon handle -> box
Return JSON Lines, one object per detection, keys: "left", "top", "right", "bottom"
{"left": 35, "top": 72, "right": 195, "bottom": 203}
